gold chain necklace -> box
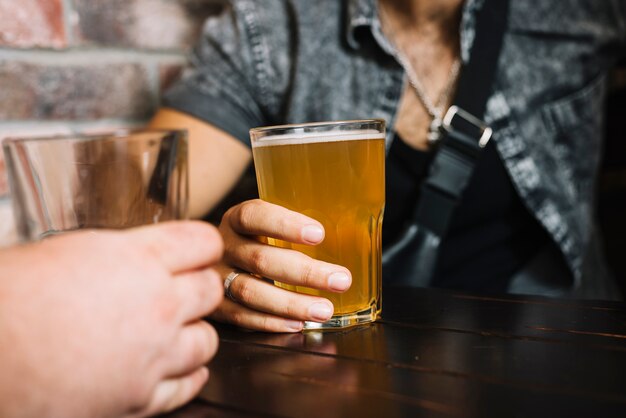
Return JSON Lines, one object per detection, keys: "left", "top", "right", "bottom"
{"left": 378, "top": 4, "right": 462, "bottom": 144}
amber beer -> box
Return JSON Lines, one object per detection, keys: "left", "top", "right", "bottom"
{"left": 250, "top": 120, "right": 385, "bottom": 329}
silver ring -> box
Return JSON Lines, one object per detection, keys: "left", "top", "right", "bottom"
{"left": 224, "top": 270, "right": 243, "bottom": 301}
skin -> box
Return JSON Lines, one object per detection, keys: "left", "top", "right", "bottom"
{"left": 148, "top": 0, "right": 463, "bottom": 333}
{"left": 380, "top": 0, "right": 464, "bottom": 150}
{"left": 0, "top": 221, "right": 223, "bottom": 417}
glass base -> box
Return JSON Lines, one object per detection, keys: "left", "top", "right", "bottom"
{"left": 303, "top": 303, "right": 380, "bottom": 331}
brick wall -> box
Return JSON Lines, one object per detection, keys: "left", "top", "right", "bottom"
{"left": 0, "top": 0, "right": 221, "bottom": 246}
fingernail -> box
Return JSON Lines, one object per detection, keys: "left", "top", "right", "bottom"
{"left": 285, "top": 320, "right": 304, "bottom": 332}
{"left": 308, "top": 302, "right": 333, "bottom": 321}
{"left": 301, "top": 225, "right": 324, "bottom": 243}
{"left": 328, "top": 272, "right": 351, "bottom": 291}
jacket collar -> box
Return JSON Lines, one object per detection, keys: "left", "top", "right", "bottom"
{"left": 346, "top": 0, "right": 484, "bottom": 62}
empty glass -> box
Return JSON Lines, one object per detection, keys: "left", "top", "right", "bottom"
{"left": 2, "top": 130, "right": 188, "bottom": 241}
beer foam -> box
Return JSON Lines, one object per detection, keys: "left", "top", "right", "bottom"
{"left": 252, "top": 129, "right": 385, "bottom": 147}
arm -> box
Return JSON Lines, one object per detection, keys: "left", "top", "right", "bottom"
{"left": 148, "top": 109, "right": 351, "bottom": 333}
{"left": 152, "top": 3, "right": 350, "bottom": 333}
{"left": 149, "top": 108, "right": 252, "bottom": 219}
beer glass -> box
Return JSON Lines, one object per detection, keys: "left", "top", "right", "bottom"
{"left": 2, "top": 130, "right": 188, "bottom": 241}
{"left": 250, "top": 120, "right": 385, "bottom": 330}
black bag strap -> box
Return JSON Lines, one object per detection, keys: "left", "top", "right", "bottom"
{"left": 412, "top": 0, "right": 510, "bottom": 237}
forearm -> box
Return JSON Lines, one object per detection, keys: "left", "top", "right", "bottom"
{"left": 148, "top": 108, "right": 252, "bottom": 218}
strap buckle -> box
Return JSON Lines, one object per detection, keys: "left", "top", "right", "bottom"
{"left": 442, "top": 105, "right": 493, "bottom": 148}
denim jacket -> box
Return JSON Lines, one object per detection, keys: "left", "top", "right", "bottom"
{"left": 164, "top": 0, "right": 626, "bottom": 296}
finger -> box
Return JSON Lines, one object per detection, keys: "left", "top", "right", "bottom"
{"left": 224, "top": 272, "right": 335, "bottom": 323}
{"left": 126, "top": 221, "right": 224, "bottom": 273}
{"left": 224, "top": 236, "right": 352, "bottom": 293}
{"left": 174, "top": 268, "right": 224, "bottom": 322}
{"left": 223, "top": 199, "right": 325, "bottom": 244}
{"left": 211, "top": 298, "right": 305, "bottom": 333}
{"left": 231, "top": 274, "right": 333, "bottom": 322}
{"left": 141, "top": 367, "right": 209, "bottom": 416}
{"left": 162, "top": 321, "right": 219, "bottom": 378}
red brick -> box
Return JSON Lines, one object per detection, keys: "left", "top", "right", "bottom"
{"left": 72, "top": 0, "right": 222, "bottom": 50}
{"left": 0, "top": 62, "right": 156, "bottom": 120}
{"left": 0, "top": 0, "right": 66, "bottom": 49}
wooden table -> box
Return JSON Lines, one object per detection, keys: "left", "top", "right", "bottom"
{"left": 166, "top": 287, "right": 626, "bottom": 417}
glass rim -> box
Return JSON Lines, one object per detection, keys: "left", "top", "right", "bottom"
{"left": 249, "top": 119, "right": 385, "bottom": 136}
{"left": 2, "top": 128, "right": 188, "bottom": 146}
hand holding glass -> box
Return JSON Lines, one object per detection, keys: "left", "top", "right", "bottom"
{"left": 250, "top": 120, "right": 385, "bottom": 330}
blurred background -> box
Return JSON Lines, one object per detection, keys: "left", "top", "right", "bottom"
{"left": 0, "top": 0, "right": 624, "bottom": 294}
{"left": 0, "top": 0, "right": 223, "bottom": 244}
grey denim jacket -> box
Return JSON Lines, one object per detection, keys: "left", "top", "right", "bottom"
{"left": 164, "top": 0, "right": 626, "bottom": 296}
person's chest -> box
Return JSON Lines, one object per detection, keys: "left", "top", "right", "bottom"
{"left": 275, "top": 0, "right": 620, "bottom": 139}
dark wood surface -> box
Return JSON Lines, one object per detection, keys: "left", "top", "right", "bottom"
{"left": 165, "top": 287, "right": 626, "bottom": 417}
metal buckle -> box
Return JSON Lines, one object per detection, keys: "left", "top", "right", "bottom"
{"left": 442, "top": 106, "right": 493, "bottom": 148}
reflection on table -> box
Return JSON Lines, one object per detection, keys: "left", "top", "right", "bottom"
{"left": 166, "top": 287, "right": 626, "bottom": 418}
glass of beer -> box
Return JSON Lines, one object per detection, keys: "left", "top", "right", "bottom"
{"left": 250, "top": 120, "right": 385, "bottom": 330}
{"left": 2, "top": 130, "right": 188, "bottom": 241}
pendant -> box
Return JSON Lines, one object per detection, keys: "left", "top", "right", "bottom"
{"left": 427, "top": 117, "right": 443, "bottom": 144}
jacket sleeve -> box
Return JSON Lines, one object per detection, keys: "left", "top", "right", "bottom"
{"left": 162, "top": 1, "right": 269, "bottom": 146}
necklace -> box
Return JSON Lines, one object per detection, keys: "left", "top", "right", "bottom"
{"left": 395, "top": 52, "right": 461, "bottom": 143}
{"left": 378, "top": 5, "right": 462, "bottom": 144}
